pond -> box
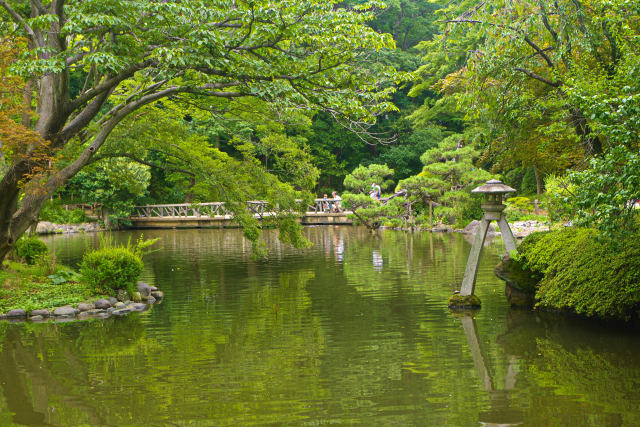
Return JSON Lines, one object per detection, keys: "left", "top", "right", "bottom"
{"left": 2, "top": 227, "right": 640, "bottom": 425}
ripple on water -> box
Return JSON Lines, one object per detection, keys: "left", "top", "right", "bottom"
{"left": 12, "top": 227, "right": 640, "bottom": 426}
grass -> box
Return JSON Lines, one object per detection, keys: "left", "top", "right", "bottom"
{"left": 0, "top": 260, "right": 108, "bottom": 313}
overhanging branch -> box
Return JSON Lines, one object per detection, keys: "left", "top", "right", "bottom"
{"left": 514, "top": 67, "right": 561, "bottom": 87}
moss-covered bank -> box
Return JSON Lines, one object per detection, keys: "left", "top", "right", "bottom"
{"left": 505, "top": 228, "right": 640, "bottom": 320}
{"left": 0, "top": 261, "right": 163, "bottom": 321}
{"left": 0, "top": 261, "right": 103, "bottom": 313}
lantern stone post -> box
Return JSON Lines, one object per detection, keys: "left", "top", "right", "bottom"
{"left": 448, "top": 180, "right": 517, "bottom": 308}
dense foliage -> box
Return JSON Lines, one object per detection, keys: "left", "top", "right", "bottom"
{"left": 516, "top": 228, "right": 640, "bottom": 320}
{"left": 80, "top": 248, "right": 143, "bottom": 294}
{"left": 38, "top": 201, "right": 88, "bottom": 224}
{"left": 2, "top": 0, "right": 640, "bottom": 326}
{"left": 0, "top": 0, "right": 404, "bottom": 262}
{"left": 14, "top": 236, "right": 48, "bottom": 265}
{"left": 79, "top": 236, "right": 154, "bottom": 294}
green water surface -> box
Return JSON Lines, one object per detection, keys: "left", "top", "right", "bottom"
{"left": 0, "top": 227, "right": 638, "bottom": 426}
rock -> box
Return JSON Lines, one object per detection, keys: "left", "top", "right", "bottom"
{"left": 54, "top": 316, "right": 75, "bottom": 323}
{"left": 462, "top": 220, "right": 497, "bottom": 235}
{"left": 35, "top": 221, "right": 55, "bottom": 234}
{"left": 86, "top": 308, "right": 107, "bottom": 315}
{"left": 147, "top": 295, "right": 156, "bottom": 305}
{"left": 77, "top": 303, "right": 94, "bottom": 312}
{"left": 77, "top": 312, "right": 91, "bottom": 320}
{"left": 116, "top": 290, "right": 127, "bottom": 302}
{"left": 131, "top": 303, "right": 147, "bottom": 311}
{"left": 108, "top": 297, "right": 118, "bottom": 305}
{"left": 6, "top": 309, "right": 26, "bottom": 318}
{"left": 150, "top": 286, "right": 158, "bottom": 292}
{"left": 92, "top": 312, "right": 111, "bottom": 319}
{"left": 111, "top": 308, "right": 132, "bottom": 316}
{"left": 137, "top": 281, "right": 152, "bottom": 297}
{"left": 94, "top": 299, "right": 111, "bottom": 309}
{"left": 494, "top": 255, "right": 539, "bottom": 307}
{"left": 114, "top": 302, "right": 126, "bottom": 309}
{"left": 107, "top": 307, "right": 115, "bottom": 314}
{"left": 53, "top": 306, "right": 76, "bottom": 317}
{"left": 447, "top": 293, "right": 482, "bottom": 308}
{"left": 505, "top": 283, "right": 536, "bottom": 308}
{"left": 30, "top": 309, "right": 50, "bottom": 317}
{"left": 131, "top": 291, "right": 142, "bottom": 303}
{"left": 29, "top": 315, "right": 44, "bottom": 321}
{"left": 150, "top": 290, "right": 164, "bottom": 300}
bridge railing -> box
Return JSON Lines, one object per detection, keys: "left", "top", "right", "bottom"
{"left": 307, "top": 198, "right": 343, "bottom": 213}
{"left": 132, "top": 199, "right": 344, "bottom": 218}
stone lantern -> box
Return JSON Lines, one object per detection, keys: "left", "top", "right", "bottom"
{"left": 449, "top": 179, "right": 517, "bottom": 308}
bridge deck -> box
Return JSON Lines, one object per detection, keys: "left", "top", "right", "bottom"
{"left": 128, "top": 199, "right": 352, "bottom": 228}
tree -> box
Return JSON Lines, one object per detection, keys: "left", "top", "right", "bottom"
{"left": 411, "top": 0, "right": 638, "bottom": 171}
{"left": 341, "top": 163, "right": 405, "bottom": 229}
{"left": 0, "top": 0, "right": 402, "bottom": 262}
{"left": 69, "top": 159, "right": 151, "bottom": 227}
{"left": 567, "top": 146, "right": 640, "bottom": 238}
{"left": 395, "top": 174, "right": 440, "bottom": 225}
{"left": 418, "top": 133, "right": 492, "bottom": 225}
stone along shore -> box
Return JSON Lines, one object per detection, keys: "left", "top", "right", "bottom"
{"left": 0, "top": 281, "right": 164, "bottom": 322}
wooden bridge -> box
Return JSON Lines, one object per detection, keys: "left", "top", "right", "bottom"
{"left": 129, "top": 199, "right": 352, "bottom": 228}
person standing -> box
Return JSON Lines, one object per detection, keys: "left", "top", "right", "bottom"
{"left": 331, "top": 191, "right": 342, "bottom": 212}
{"left": 322, "top": 194, "right": 329, "bottom": 212}
{"left": 370, "top": 183, "right": 381, "bottom": 200}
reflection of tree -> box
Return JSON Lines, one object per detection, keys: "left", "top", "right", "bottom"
{"left": 341, "top": 230, "right": 503, "bottom": 297}
{"left": 19, "top": 227, "right": 640, "bottom": 425}
{"left": 0, "top": 318, "right": 148, "bottom": 425}
{"left": 498, "top": 311, "right": 640, "bottom": 425}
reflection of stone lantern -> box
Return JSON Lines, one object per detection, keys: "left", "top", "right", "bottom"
{"left": 449, "top": 179, "right": 517, "bottom": 308}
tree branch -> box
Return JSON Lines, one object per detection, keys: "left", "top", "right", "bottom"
{"left": 67, "top": 61, "right": 152, "bottom": 113}
{"left": 0, "top": 0, "right": 38, "bottom": 43}
{"left": 523, "top": 36, "right": 554, "bottom": 68}
{"left": 514, "top": 67, "right": 561, "bottom": 87}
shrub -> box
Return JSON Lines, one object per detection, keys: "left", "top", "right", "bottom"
{"left": 39, "top": 201, "right": 88, "bottom": 224}
{"left": 80, "top": 247, "right": 143, "bottom": 294}
{"left": 516, "top": 228, "right": 640, "bottom": 320}
{"left": 15, "top": 237, "right": 49, "bottom": 265}
{"left": 544, "top": 174, "right": 577, "bottom": 222}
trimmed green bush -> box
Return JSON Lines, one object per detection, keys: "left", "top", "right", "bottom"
{"left": 15, "top": 237, "right": 49, "bottom": 265}
{"left": 80, "top": 247, "right": 143, "bottom": 294}
{"left": 516, "top": 228, "right": 640, "bottom": 320}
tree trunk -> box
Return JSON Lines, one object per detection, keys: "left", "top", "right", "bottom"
{"left": 533, "top": 164, "right": 543, "bottom": 195}
{"left": 569, "top": 107, "right": 602, "bottom": 156}
{"left": 184, "top": 177, "right": 197, "bottom": 203}
{"left": 21, "top": 79, "right": 34, "bottom": 127}
{"left": 402, "top": 25, "right": 413, "bottom": 51}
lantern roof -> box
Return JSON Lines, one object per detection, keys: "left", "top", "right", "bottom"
{"left": 471, "top": 179, "right": 516, "bottom": 194}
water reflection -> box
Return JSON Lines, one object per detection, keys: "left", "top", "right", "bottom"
{"left": 456, "top": 312, "right": 523, "bottom": 426}
{"left": 1, "top": 227, "right": 635, "bottom": 425}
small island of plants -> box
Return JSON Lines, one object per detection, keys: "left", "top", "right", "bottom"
{"left": 0, "top": 236, "right": 163, "bottom": 322}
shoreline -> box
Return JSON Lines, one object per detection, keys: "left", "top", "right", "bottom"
{"left": 0, "top": 281, "right": 163, "bottom": 323}
{"left": 382, "top": 219, "right": 551, "bottom": 239}
{"left": 35, "top": 221, "right": 103, "bottom": 235}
